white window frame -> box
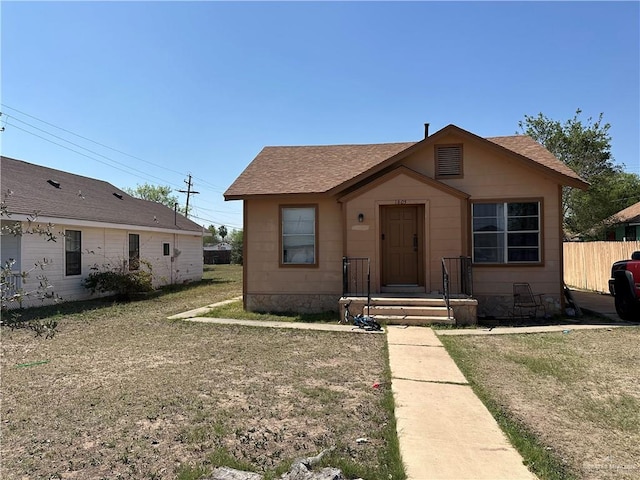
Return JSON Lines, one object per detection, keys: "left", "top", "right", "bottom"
{"left": 472, "top": 201, "right": 541, "bottom": 264}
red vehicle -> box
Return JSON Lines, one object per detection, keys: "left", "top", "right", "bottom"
{"left": 609, "top": 251, "right": 640, "bottom": 321}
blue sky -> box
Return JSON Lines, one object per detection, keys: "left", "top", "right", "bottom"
{"left": 2, "top": 1, "right": 638, "bottom": 230}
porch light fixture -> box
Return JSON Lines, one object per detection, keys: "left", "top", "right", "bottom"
{"left": 358, "top": 213, "right": 364, "bottom": 223}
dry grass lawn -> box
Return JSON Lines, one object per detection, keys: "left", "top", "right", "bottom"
{"left": 441, "top": 327, "right": 640, "bottom": 480}
{"left": 1, "top": 266, "right": 400, "bottom": 479}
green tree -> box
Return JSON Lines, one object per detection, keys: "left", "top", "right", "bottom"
{"left": 218, "top": 225, "right": 228, "bottom": 242}
{"left": 123, "top": 183, "right": 187, "bottom": 215}
{"left": 203, "top": 224, "right": 220, "bottom": 245}
{"left": 518, "top": 109, "right": 640, "bottom": 237}
{"left": 229, "top": 229, "right": 243, "bottom": 265}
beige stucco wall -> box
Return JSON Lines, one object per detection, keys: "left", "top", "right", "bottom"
{"left": 244, "top": 196, "right": 343, "bottom": 313}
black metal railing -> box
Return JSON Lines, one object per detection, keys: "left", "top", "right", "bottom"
{"left": 342, "top": 257, "right": 371, "bottom": 303}
{"left": 441, "top": 258, "right": 452, "bottom": 319}
{"left": 441, "top": 256, "right": 473, "bottom": 297}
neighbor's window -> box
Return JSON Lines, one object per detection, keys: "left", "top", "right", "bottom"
{"left": 129, "top": 233, "right": 140, "bottom": 271}
{"left": 65, "top": 230, "right": 82, "bottom": 276}
{"left": 472, "top": 201, "right": 541, "bottom": 264}
{"left": 163, "top": 243, "right": 171, "bottom": 256}
{"left": 435, "top": 144, "right": 463, "bottom": 178}
{"left": 281, "top": 206, "right": 317, "bottom": 265}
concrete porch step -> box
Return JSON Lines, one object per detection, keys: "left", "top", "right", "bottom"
{"left": 369, "top": 296, "right": 448, "bottom": 307}
{"left": 365, "top": 305, "right": 450, "bottom": 318}
{"left": 372, "top": 314, "right": 455, "bottom": 326}
{"left": 340, "top": 295, "right": 474, "bottom": 326}
{"left": 364, "top": 297, "right": 454, "bottom": 325}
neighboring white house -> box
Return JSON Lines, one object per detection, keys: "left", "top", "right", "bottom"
{"left": 1, "top": 156, "right": 203, "bottom": 307}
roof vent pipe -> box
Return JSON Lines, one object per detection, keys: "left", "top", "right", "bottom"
{"left": 47, "top": 179, "right": 61, "bottom": 188}
{"left": 424, "top": 123, "right": 430, "bottom": 138}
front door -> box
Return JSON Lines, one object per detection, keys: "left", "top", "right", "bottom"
{"left": 381, "top": 205, "right": 424, "bottom": 286}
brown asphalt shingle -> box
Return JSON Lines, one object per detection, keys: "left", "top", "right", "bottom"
{"left": 225, "top": 127, "right": 588, "bottom": 199}
{"left": 224, "top": 142, "right": 416, "bottom": 198}
{"left": 486, "top": 135, "right": 586, "bottom": 183}
{"left": 1, "top": 156, "right": 202, "bottom": 232}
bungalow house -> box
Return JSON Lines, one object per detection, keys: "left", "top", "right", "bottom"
{"left": 1, "top": 156, "right": 203, "bottom": 307}
{"left": 604, "top": 201, "right": 640, "bottom": 241}
{"left": 224, "top": 124, "right": 588, "bottom": 323}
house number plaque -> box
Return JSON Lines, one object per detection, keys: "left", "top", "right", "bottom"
{"left": 395, "top": 200, "right": 407, "bottom": 205}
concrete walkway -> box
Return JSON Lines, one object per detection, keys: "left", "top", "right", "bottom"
{"left": 387, "top": 325, "right": 537, "bottom": 480}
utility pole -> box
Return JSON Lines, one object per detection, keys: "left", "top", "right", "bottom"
{"left": 178, "top": 174, "right": 199, "bottom": 218}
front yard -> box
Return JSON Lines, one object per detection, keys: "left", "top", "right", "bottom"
{"left": 3, "top": 264, "right": 639, "bottom": 480}
{"left": 1, "top": 265, "right": 402, "bottom": 479}
{"left": 441, "top": 327, "right": 640, "bottom": 480}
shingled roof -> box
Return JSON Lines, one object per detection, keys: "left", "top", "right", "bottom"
{"left": 224, "top": 125, "right": 588, "bottom": 199}
{"left": 224, "top": 142, "right": 415, "bottom": 198}
{"left": 609, "top": 201, "right": 640, "bottom": 225}
{"left": 485, "top": 135, "right": 586, "bottom": 184}
{"left": 1, "top": 156, "right": 202, "bottom": 233}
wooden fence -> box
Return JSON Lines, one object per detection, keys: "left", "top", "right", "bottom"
{"left": 563, "top": 241, "right": 640, "bottom": 293}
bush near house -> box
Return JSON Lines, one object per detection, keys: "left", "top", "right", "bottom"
{"left": 82, "top": 261, "right": 154, "bottom": 299}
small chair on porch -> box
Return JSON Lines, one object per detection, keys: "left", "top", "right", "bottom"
{"left": 512, "top": 282, "right": 546, "bottom": 319}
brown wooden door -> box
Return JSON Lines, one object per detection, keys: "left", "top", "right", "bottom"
{"left": 381, "top": 205, "right": 423, "bottom": 286}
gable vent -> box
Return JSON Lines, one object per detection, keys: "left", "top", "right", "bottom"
{"left": 436, "top": 145, "right": 463, "bottom": 178}
{"left": 47, "top": 179, "right": 61, "bottom": 188}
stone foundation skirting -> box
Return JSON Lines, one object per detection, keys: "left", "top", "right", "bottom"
{"left": 475, "top": 294, "right": 561, "bottom": 319}
{"left": 246, "top": 293, "right": 340, "bottom": 314}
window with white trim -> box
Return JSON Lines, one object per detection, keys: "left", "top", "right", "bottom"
{"left": 472, "top": 202, "right": 540, "bottom": 264}
{"left": 65, "top": 230, "right": 82, "bottom": 276}
{"left": 281, "top": 206, "right": 317, "bottom": 265}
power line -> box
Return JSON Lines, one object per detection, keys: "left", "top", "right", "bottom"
{"left": 3, "top": 121, "right": 163, "bottom": 185}
{"left": 2, "top": 104, "right": 244, "bottom": 226}
{"left": 2, "top": 109, "right": 230, "bottom": 199}
{"left": 188, "top": 212, "right": 242, "bottom": 230}
{"left": 3, "top": 114, "right": 184, "bottom": 189}
{"left": 1, "top": 103, "right": 187, "bottom": 177}
{"left": 1, "top": 103, "right": 230, "bottom": 193}
{"left": 5, "top": 120, "right": 243, "bottom": 228}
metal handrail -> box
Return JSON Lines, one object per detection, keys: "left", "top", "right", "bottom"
{"left": 442, "top": 256, "right": 473, "bottom": 297}
{"left": 342, "top": 257, "right": 370, "bottom": 305}
{"left": 441, "top": 258, "right": 453, "bottom": 319}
